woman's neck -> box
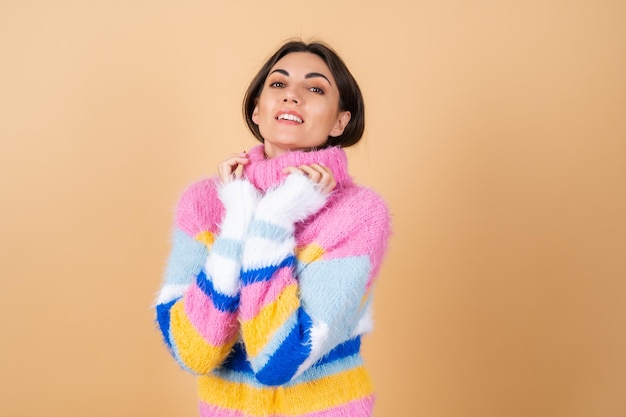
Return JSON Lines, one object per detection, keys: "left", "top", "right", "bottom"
{"left": 263, "top": 143, "right": 320, "bottom": 159}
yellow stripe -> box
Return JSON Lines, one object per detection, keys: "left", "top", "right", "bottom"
{"left": 170, "top": 300, "right": 235, "bottom": 374}
{"left": 240, "top": 284, "right": 299, "bottom": 357}
{"left": 196, "top": 231, "right": 215, "bottom": 249}
{"left": 295, "top": 243, "right": 325, "bottom": 264}
{"left": 360, "top": 291, "right": 371, "bottom": 307}
{"left": 198, "top": 366, "right": 373, "bottom": 415}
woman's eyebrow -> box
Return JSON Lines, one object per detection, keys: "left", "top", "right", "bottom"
{"left": 305, "top": 72, "right": 332, "bottom": 86}
{"left": 269, "top": 69, "right": 332, "bottom": 86}
{"left": 269, "top": 69, "right": 289, "bottom": 77}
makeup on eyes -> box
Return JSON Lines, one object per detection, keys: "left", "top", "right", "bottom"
{"left": 268, "top": 69, "right": 332, "bottom": 86}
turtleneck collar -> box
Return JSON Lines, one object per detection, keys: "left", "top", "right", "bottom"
{"left": 243, "top": 144, "right": 352, "bottom": 192}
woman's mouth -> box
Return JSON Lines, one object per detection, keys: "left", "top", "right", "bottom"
{"left": 276, "top": 111, "right": 304, "bottom": 124}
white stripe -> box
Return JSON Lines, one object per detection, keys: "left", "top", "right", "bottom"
{"left": 351, "top": 304, "right": 374, "bottom": 337}
{"left": 254, "top": 174, "right": 328, "bottom": 229}
{"left": 218, "top": 179, "right": 260, "bottom": 239}
{"left": 293, "top": 320, "right": 329, "bottom": 379}
{"left": 242, "top": 236, "right": 295, "bottom": 270}
{"left": 155, "top": 284, "right": 189, "bottom": 305}
{"left": 205, "top": 253, "right": 240, "bottom": 296}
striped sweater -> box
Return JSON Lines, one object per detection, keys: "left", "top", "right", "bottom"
{"left": 156, "top": 145, "right": 391, "bottom": 417}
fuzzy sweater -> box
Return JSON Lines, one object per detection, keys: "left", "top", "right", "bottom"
{"left": 156, "top": 145, "right": 391, "bottom": 417}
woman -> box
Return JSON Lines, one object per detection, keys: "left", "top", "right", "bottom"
{"left": 156, "top": 40, "right": 391, "bottom": 417}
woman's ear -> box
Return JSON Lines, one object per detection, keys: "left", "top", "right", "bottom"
{"left": 251, "top": 99, "right": 260, "bottom": 125}
{"left": 329, "top": 111, "right": 351, "bottom": 137}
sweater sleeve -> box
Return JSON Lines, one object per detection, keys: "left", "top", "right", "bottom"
{"left": 238, "top": 173, "right": 391, "bottom": 386}
{"left": 155, "top": 178, "right": 260, "bottom": 374}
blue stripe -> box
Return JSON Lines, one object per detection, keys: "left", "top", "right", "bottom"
{"left": 240, "top": 256, "right": 296, "bottom": 286}
{"left": 220, "top": 336, "right": 361, "bottom": 377}
{"left": 196, "top": 270, "right": 239, "bottom": 313}
{"left": 156, "top": 299, "right": 179, "bottom": 350}
{"left": 315, "top": 336, "right": 362, "bottom": 366}
{"left": 215, "top": 353, "right": 364, "bottom": 388}
{"left": 288, "top": 353, "right": 363, "bottom": 386}
{"left": 250, "top": 309, "right": 300, "bottom": 371}
{"left": 255, "top": 307, "right": 313, "bottom": 386}
{"left": 221, "top": 343, "right": 253, "bottom": 373}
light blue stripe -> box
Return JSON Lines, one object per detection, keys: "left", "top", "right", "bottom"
{"left": 288, "top": 353, "right": 364, "bottom": 386}
{"left": 295, "top": 259, "right": 307, "bottom": 275}
{"left": 299, "top": 256, "right": 371, "bottom": 326}
{"left": 210, "top": 237, "right": 242, "bottom": 260}
{"left": 164, "top": 228, "right": 208, "bottom": 286}
{"left": 247, "top": 219, "right": 291, "bottom": 241}
{"left": 249, "top": 309, "right": 299, "bottom": 372}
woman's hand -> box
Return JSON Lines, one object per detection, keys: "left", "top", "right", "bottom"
{"left": 283, "top": 163, "right": 336, "bottom": 194}
{"left": 218, "top": 151, "right": 249, "bottom": 184}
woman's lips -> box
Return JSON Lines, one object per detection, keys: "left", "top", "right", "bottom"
{"left": 275, "top": 110, "right": 304, "bottom": 124}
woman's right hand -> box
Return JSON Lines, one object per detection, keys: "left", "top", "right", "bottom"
{"left": 283, "top": 163, "right": 336, "bottom": 195}
{"left": 218, "top": 151, "right": 249, "bottom": 184}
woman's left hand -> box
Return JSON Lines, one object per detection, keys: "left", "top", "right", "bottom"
{"left": 283, "top": 164, "right": 336, "bottom": 194}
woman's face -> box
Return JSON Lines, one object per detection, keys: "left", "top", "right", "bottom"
{"left": 252, "top": 52, "right": 351, "bottom": 158}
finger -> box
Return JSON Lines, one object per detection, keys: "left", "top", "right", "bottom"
{"left": 283, "top": 166, "right": 305, "bottom": 176}
{"left": 297, "top": 165, "right": 336, "bottom": 194}
{"left": 308, "top": 163, "right": 331, "bottom": 180}
{"left": 308, "top": 164, "right": 336, "bottom": 193}
{"left": 218, "top": 154, "right": 249, "bottom": 183}
{"left": 297, "top": 165, "right": 322, "bottom": 182}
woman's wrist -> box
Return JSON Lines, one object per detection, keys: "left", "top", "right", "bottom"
{"left": 253, "top": 173, "right": 328, "bottom": 230}
{"left": 217, "top": 178, "right": 260, "bottom": 240}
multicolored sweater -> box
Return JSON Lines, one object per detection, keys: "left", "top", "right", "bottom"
{"left": 156, "top": 145, "right": 391, "bottom": 417}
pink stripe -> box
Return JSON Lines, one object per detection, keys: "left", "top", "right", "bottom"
{"left": 176, "top": 178, "right": 223, "bottom": 236}
{"left": 239, "top": 268, "right": 296, "bottom": 321}
{"left": 185, "top": 285, "right": 238, "bottom": 346}
{"left": 295, "top": 188, "right": 390, "bottom": 293}
{"left": 200, "top": 403, "right": 244, "bottom": 417}
{"left": 199, "top": 396, "right": 375, "bottom": 417}
{"left": 199, "top": 403, "right": 244, "bottom": 417}
{"left": 299, "top": 396, "right": 375, "bottom": 417}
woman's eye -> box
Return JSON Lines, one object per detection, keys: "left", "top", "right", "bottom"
{"left": 269, "top": 81, "right": 285, "bottom": 88}
{"left": 309, "top": 86, "right": 324, "bottom": 94}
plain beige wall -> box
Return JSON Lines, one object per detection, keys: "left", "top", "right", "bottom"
{"left": 1, "top": 1, "right": 625, "bottom": 416}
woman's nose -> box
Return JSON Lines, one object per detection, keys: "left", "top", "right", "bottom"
{"left": 282, "top": 88, "right": 299, "bottom": 104}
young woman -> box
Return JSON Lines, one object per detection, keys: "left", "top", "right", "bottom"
{"left": 156, "top": 40, "right": 391, "bottom": 417}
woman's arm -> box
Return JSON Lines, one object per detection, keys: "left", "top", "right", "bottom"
{"left": 238, "top": 173, "right": 391, "bottom": 386}
{"left": 155, "top": 178, "right": 259, "bottom": 374}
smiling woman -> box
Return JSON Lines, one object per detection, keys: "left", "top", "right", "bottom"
{"left": 243, "top": 41, "right": 365, "bottom": 151}
{"left": 251, "top": 52, "right": 352, "bottom": 157}
{"left": 154, "top": 40, "right": 391, "bottom": 417}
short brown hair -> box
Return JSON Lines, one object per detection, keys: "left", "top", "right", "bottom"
{"left": 243, "top": 40, "right": 365, "bottom": 148}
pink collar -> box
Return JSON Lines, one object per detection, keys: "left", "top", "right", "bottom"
{"left": 243, "top": 145, "right": 351, "bottom": 192}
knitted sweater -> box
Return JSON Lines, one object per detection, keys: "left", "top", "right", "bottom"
{"left": 156, "top": 145, "right": 391, "bottom": 417}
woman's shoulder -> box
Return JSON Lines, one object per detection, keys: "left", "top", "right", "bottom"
{"left": 298, "top": 183, "right": 391, "bottom": 265}
{"left": 333, "top": 183, "right": 390, "bottom": 224}
{"left": 174, "top": 177, "right": 224, "bottom": 237}
{"left": 303, "top": 183, "right": 391, "bottom": 244}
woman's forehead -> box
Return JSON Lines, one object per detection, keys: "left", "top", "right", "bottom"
{"left": 271, "top": 52, "right": 332, "bottom": 75}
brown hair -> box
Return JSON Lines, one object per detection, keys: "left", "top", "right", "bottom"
{"left": 243, "top": 40, "right": 365, "bottom": 148}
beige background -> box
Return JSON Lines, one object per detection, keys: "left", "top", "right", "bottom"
{"left": 1, "top": 1, "right": 625, "bottom": 416}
